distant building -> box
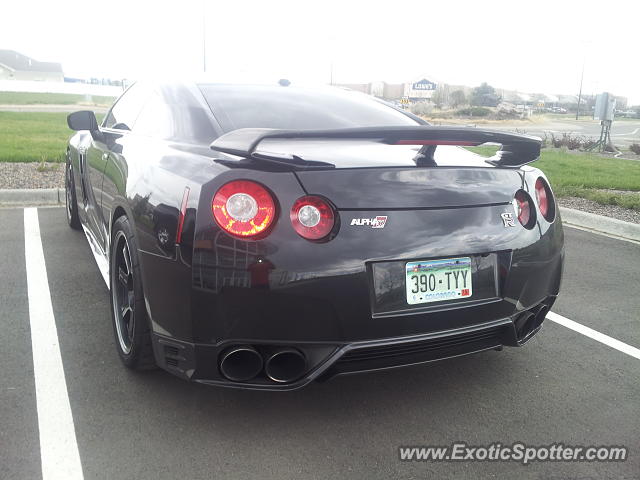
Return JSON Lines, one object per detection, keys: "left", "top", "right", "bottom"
{"left": 403, "top": 77, "right": 438, "bottom": 100}
{"left": 333, "top": 77, "right": 437, "bottom": 101}
{"left": 557, "top": 94, "right": 579, "bottom": 106}
{"left": 0, "top": 50, "right": 64, "bottom": 82}
{"left": 333, "top": 82, "right": 404, "bottom": 99}
{"left": 382, "top": 83, "right": 405, "bottom": 99}
{"left": 334, "top": 83, "right": 371, "bottom": 94}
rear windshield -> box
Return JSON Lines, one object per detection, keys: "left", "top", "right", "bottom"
{"left": 198, "top": 84, "right": 419, "bottom": 132}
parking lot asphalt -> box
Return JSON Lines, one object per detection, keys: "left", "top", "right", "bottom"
{"left": 1, "top": 207, "right": 638, "bottom": 480}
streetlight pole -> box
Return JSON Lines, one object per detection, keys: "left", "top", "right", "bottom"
{"left": 202, "top": 0, "right": 207, "bottom": 73}
{"left": 576, "top": 59, "right": 585, "bottom": 120}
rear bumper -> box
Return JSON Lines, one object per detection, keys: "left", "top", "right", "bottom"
{"left": 151, "top": 295, "right": 555, "bottom": 391}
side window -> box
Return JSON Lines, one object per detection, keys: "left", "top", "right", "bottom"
{"left": 133, "top": 93, "right": 173, "bottom": 139}
{"left": 103, "top": 83, "right": 149, "bottom": 130}
{"left": 134, "top": 92, "right": 218, "bottom": 144}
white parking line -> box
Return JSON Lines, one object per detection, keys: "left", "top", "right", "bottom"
{"left": 547, "top": 311, "right": 640, "bottom": 360}
{"left": 24, "top": 208, "right": 84, "bottom": 480}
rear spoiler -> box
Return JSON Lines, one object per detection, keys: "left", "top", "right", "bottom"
{"left": 210, "top": 126, "right": 541, "bottom": 168}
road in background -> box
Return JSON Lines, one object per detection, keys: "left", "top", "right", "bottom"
{"left": 0, "top": 105, "right": 109, "bottom": 113}
{"left": 491, "top": 117, "right": 640, "bottom": 148}
{"left": 1, "top": 207, "right": 638, "bottom": 479}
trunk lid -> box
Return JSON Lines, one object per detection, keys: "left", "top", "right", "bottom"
{"left": 294, "top": 145, "right": 523, "bottom": 209}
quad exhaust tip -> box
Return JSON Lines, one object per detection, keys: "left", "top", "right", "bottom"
{"left": 219, "top": 346, "right": 264, "bottom": 382}
{"left": 265, "top": 348, "right": 307, "bottom": 383}
{"left": 515, "top": 304, "right": 550, "bottom": 341}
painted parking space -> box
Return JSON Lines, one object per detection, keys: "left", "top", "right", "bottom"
{"left": 2, "top": 207, "right": 639, "bottom": 479}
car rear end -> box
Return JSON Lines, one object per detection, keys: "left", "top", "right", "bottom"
{"left": 147, "top": 84, "right": 563, "bottom": 390}
{"left": 162, "top": 139, "right": 563, "bottom": 390}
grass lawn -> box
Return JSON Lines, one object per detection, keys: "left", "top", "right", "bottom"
{"left": 0, "top": 112, "right": 71, "bottom": 162}
{"left": 468, "top": 146, "right": 640, "bottom": 210}
{"left": 0, "top": 91, "right": 116, "bottom": 106}
{"left": 0, "top": 111, "right": 104, "bottom": 163}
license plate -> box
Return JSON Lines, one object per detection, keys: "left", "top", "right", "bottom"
{"left": 405, "top": 257, "right": 473, "bottom": 305}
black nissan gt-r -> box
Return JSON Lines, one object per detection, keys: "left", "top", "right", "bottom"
{"left": 65, "top": 81, "right": 564, "bottom": 390}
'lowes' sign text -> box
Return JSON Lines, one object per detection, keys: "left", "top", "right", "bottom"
{"left": 412, "top": 79, "right": 437, "bottom": 91}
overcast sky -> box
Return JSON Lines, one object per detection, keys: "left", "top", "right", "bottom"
{"left": 2, "top": 0, "right": 639, "bottom": 104}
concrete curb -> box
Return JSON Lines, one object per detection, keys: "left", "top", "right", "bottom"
{"left": 0, "top": 188, "right": 63, "bottom": 206}
{"left": 560, "top": 207, "right": 640, "bottom": 243}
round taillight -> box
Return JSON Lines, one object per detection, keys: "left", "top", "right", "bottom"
{"left": 535, "top": 177, "right": 555, "bottom": 222}
{"left": 212, "top": 180, "right": 276, "bottom": 238}
{"left": 514, "top": 190, "right": 535, "bottom": 229}
{"left": 290, "top": 196, "right": 335, "bottom": 241}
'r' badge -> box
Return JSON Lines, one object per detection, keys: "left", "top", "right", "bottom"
{"left": 501, "top": 212, "right": 516, "bottom": 227}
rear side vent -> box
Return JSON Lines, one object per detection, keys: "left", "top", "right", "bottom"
{"left": 164, "top": 345, "right": 183, "bottom": 369}
{"left": 166, "top": 357, "right": 179, "bottom": 367}
{"left": 164, "top": 345, "right": 180, "bottom": 357}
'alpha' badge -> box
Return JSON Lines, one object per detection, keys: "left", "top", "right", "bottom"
{"left": 350, "top": 216, "right": 388, "bottom": 228}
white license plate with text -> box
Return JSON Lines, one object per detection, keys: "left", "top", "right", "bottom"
{"left": 405, "top": 257, "right": 473, "bottom": 305}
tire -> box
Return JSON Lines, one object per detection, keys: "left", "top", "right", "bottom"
{"left": 65, "top": 160, "right": 81, "bottom": 230}
{"left": 109, "top": 215, "right": 156, "bottom": 370}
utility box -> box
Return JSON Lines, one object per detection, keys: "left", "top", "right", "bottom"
{"left": 594, "top": 92, "right": 616, "bottom": 121}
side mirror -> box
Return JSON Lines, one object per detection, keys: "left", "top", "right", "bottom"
{"left": 67, "top": 110, "right": 99, "bottom": 131}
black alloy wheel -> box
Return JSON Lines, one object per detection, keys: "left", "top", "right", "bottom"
{"left": 65, "top": 160, "right": 81, "bottom": 229}
{"left": 109, "top": 216, "right": 155, "bottom": 369}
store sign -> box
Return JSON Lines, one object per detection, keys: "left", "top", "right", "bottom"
{"left": 412, "top": 79, "right": 437, "bottom": 91}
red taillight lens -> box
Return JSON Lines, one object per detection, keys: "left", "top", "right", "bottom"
{"left": 535, "top": 178, "right": 548, "bottom": 218}
{"left": 535, "top": 177, "right": 555, "bottom": 221}
{"left": 514, "top": 190, "right": 535, "bottom": 228}
{"left": 290, "top": 196, "right": 335, "bottom": 241}
{"left": 212, "top": 180, "right": 276, "bottom": 238}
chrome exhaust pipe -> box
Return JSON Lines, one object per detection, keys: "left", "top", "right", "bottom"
{"left": 264, "top": 348, "right": 307, "bottom": 383}
{"left": 219, "top": 346, "right": 263, "bottom": 382}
